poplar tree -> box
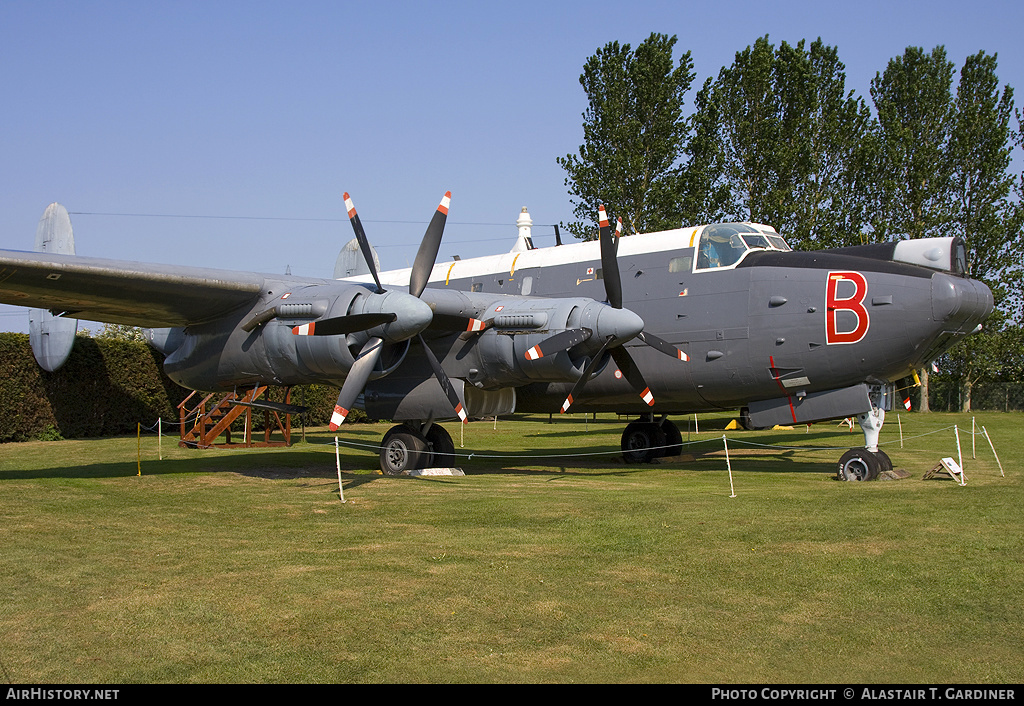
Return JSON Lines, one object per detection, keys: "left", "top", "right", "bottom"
{"left": 869, "top": 46, "right": 955, "bottom": 241}
{"left": 558, "top": 33, "right": 695, "bottom": 238}
{"left": 684, "top": 36, "right": 874, "bottom": 248}
{"left": 947, "top": 51, "right": 1017, "bottom": 289}
{"left": 938, "top": 51, "right": 1021, "bottom": 410}
{"left": 869, "top": 46, "right": 955, "bottom": 410}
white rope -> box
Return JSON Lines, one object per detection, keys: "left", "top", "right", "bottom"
{"left": 132, "top": 418, "right": 1005, "bottom": 469}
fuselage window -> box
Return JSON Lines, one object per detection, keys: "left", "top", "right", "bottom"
{"left": 669, "top": 255, "right": 692, "bottom": 273}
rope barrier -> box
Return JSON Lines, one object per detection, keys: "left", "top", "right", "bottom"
{"left": 131, "top": 415, "right": 1002, "bottom": 467}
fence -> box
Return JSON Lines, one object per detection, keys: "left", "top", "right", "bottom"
{"left": 925, "top": 381, "right": 1024, "bottom": 412}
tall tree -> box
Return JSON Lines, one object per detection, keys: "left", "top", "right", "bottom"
{"left": 870, "top": 46, "right": 956, "bottom": 411}
{"left": 558, "top": 33, "right": 695, "bottom": 239}
{"left": 679, "top": 77, "right": 736, "bottom": 224}
{"left": 870, "top": 46, "right": 955, "bottom": 241}
{"left": 937, "top": 52, "right": 1021, "bottom": 411}
{"left": 947, "top": 52, "right": 1019, "bottom": 292}
{"left": 1010, "top": 109, "right": 1024, "bottom": 325}
{"left": 706, "top": 36, "right": 784, "bottom": 228}
{"left": 790, "top": 40, "right": 877, "bottom": 249}
{"left": 684, "top": 36, "right": 874, "bottom": 248}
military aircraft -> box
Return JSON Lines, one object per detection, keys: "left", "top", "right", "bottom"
{"left": 0, "top": 194, "right": 992, "bottom": 480}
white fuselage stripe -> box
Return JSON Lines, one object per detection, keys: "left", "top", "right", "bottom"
{"left": 342, "top": 226, "right": 705, "bottom": 287}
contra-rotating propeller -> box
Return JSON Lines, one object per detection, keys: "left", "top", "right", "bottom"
{"left": 597, "top": 205, "right": 688, "bottom": 362}
{"left": 530, "top": 204, "right": 688, "bottom": 414}
{"left": 292, "top": 191, "right": 467, "bottom": 429}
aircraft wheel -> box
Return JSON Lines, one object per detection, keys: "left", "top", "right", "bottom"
{"left": 379, "top": 425, "right": 429, "bottom": 476}
{"left": 836, "top": 447, "right": 880, "bottom": 481}
{"left": 873, "top": 449, "right": 893, "bottom": 475}
{"left": 660, "top": 419, "right": 683, "bottom": 457}
{"left": 739, "top": 407, "right": 766, "bottom": 431}
{"left": 424, "top": 424, "right": 456, "bottom": 468}
{"left": 621, "top": 422, "right": 667, "bottom": 464}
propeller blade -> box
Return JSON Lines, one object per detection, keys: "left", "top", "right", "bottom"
{"left": 329, "top": 337, "right": 383, "bottom": 430}
{"left": 291, "top": 312, "right": 397, "bottom": 337}
{"left": 524, "top": 328, "right": 592, "bottom": 361}
{"left": 598, "top": 205, "right": 622, "bottom": 309}
{"left": 408, "top": 191, "right": 451, "bottom": 299}
{"left": 610, "top": 346, "right": 655, "bottom": 407}
{"left": 636, "top": 331, "right": 689, "bottom": 361}
{"left": 418, "top": 334, "right": 468, "bottom": 423}
{"left": 559, "top": 336, "right": 614, "bottom": 413}
{"left": 430, "top": 313, "right": 493, "bottom": 337}
{"left": 343, "top": 192, "right": 384, "bottom": 293}
{"left": 457, "top": 317, "right": 492, "bottom": 340}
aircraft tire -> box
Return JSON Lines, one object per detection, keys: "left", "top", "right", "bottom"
{"left": 380, "top": 425, "right": 429, "bottom": 476}
{"left": 660, "top": 419, "right": 683, "bottom": 457}
{"left": 872, "top": 449, "right": 893, "bottom": 475}
{"left": 836, "top": 447, "right": 880, "bottom": 481}
{"left": 739, "top": 407, "right": 767, "bottom": 431}
{"left": 424, "top": 424, "right": 456, "bottom": 468}
{"left": 621, "top": 421, "right": 667, "bottom": 464}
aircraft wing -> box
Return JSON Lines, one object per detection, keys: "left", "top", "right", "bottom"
{"left": 0, "top": 249, "right": 268, "bottom": 328}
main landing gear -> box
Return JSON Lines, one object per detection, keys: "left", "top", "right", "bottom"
{"left": 836, "top": 386, "right": 894, "bottom": 481}
{"left": 378, "top": 422, "right": 456, "bottom": 475}
{"left": 620, "top": 414, "right": 682, "bottom": 463}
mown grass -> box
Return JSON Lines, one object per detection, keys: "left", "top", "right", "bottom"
{"left": 0, "top": 411, "right": 1020, "bottom": 683}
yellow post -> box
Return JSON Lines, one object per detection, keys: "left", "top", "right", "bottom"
{"left": 137, "top": 422, "right": 142, "bottom": 476}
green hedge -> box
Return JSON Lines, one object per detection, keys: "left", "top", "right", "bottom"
{"left": 0, "top": 333, "right": 348, "bottom": 442}
{"left": 0, "top": 333, "right": 186, "bottom": 441}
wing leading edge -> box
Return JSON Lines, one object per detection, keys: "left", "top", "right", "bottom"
{"left": 0, "top": 249, "right": 268, "bottom": 328}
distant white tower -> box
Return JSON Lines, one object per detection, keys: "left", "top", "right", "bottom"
{"left": 511, "top": 206, "right": 534, "bottom": 252}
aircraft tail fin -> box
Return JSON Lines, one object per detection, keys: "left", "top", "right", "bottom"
{"left": 29, "top": 203, "right": 79, "bottom": 372}
{"left": 334, "top": 237, "right": 380, "bottom": 280}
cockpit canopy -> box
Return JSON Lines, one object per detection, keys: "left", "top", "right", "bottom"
{"left": 695, "top": 223, "right": 791, "bottom": 270}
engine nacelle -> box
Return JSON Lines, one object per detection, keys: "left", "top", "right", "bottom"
{"left": 163, "top": 281, "right": 410, "bottom": 390}
{"left": 451, "top": 296, "right": 626, "bottom": 391}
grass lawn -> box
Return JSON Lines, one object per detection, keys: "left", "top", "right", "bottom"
{"left": 0, "top": 411, "right": 1020, "bottom": 683}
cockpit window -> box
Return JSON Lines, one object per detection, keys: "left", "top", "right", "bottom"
{"left": 740, "top": 234, "right": 771, "bottom": 250}
{"left": 694, "top": 223, "right": 791, "bottom": 271}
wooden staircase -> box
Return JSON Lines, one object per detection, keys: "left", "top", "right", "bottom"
{"left": 178, "top": 385, "right": 294, "bottom": 449}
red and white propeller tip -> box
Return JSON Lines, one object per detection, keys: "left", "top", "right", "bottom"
{"left": 329, "top": 404, "right": 349, "bottom": 431}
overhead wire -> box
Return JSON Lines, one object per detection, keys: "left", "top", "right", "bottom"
{"left": 66, "top": 210, "right": 565, "bottom": 250}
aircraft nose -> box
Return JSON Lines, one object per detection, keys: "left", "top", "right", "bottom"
{"left": 931, "top": 272, "right": 994, "bottom": 332}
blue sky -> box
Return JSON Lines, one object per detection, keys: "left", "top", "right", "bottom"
{"left": 2, "top": 0, "right": 1022, "bottom": 332}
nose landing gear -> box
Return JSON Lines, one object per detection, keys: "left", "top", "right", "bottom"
{"left": 837, "top": 385, "right": 895, "bottom": 481}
